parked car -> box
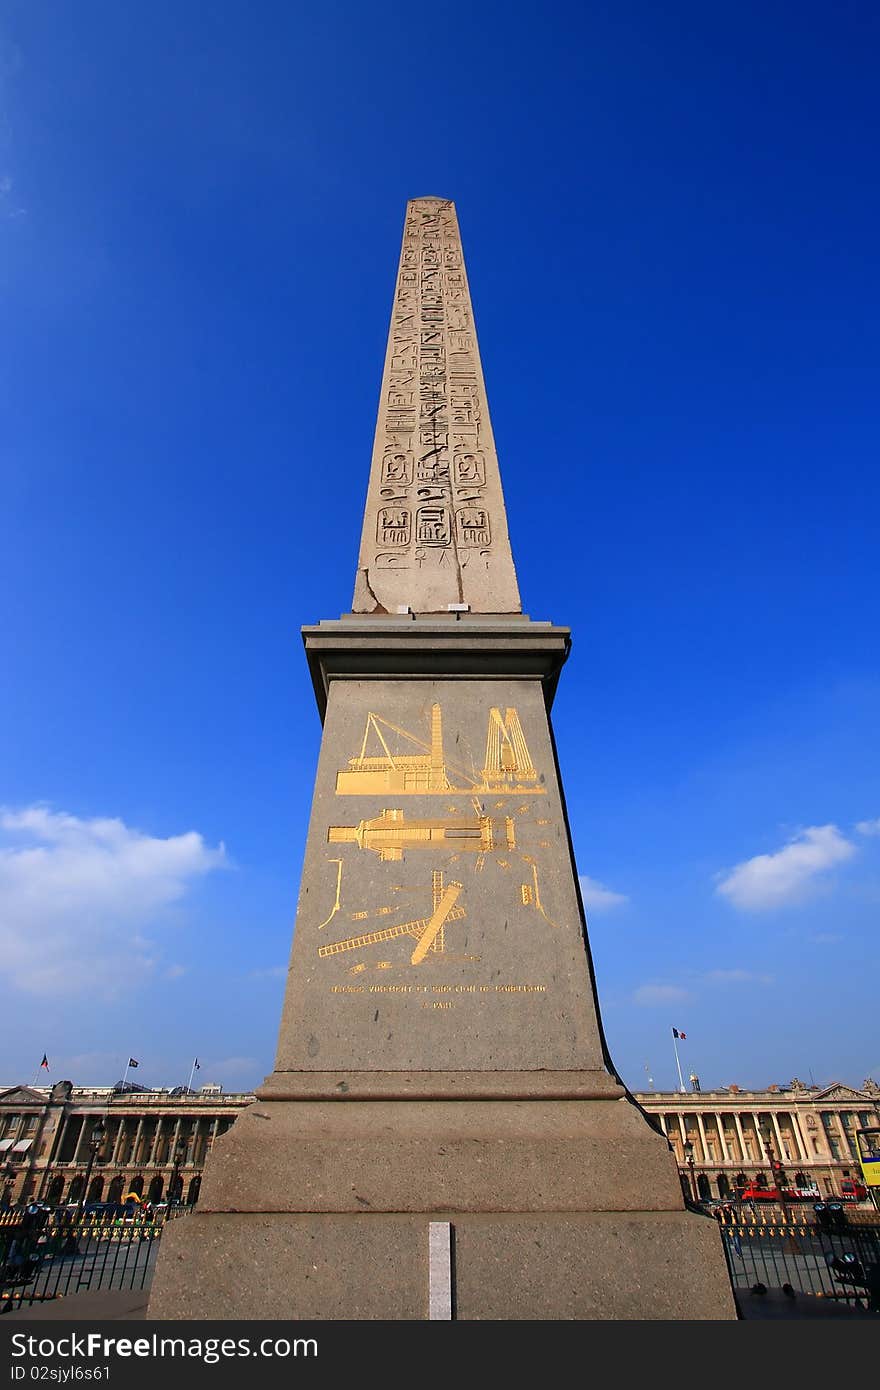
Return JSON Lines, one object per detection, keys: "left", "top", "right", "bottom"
{"left": 839, "top": 1179, "right": 868, "bottom": 1201}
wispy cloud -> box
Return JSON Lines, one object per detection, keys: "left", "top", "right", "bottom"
{"left": 715, "top": 825, "right": 856, "bottom": 910}
{"left": 578, "top": 874, "right": 628, "bottom": 911}
{"left": 856, "top": 818, "right": 880, "bottom": 837}
{"left": 200, "top": 1057, "right": 258, "bottom": 1082}
{"left": 633, "top": 983, "right": 691, "bottom": 1006}
{"left": 248, "top": 965, "right": 287, "bottom": 980}
{"left": 705, "top": 968, "right": 773, "bottom": 986}
{"left": 0, "top": 173, "right": 26, "bottom": 219}
{"left": 0, "top": 805, "right": 227, "bottom": 998}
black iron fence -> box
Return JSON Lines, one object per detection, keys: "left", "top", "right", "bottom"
{"left": 0, "top": 1207, "right": 184, "bottom": 1313}
{"left": 719, "top": 1218, "right": 880, "bottom": 1312}
{"left": 4, "top": 1203, "right": 878, "bottom": 1318}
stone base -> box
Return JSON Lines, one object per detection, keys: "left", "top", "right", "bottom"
{"left": 150, "top": 1210, "right": 734, "bottom": 1320}
{"left": 148, "top": 1078, "right": 737, "bottom": 1320}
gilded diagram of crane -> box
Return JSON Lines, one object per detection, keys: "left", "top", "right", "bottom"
{"left": 335, "top": 703, "right": 546, "bottom": 796}
{"left": 317, "top": 702, "right": 560, "bottom": 963}
{"left": 318, "top": 871, "right": 465, "bottom": 966}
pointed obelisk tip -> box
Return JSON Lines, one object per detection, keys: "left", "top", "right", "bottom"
{"left": 352, "top": 195, "right": 522, "bottom": 615}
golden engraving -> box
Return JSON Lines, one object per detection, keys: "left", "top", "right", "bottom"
{"left": 317, "top": 872, "right": 465, "bottom": 965}
{"left": 410, "top": 879, "right": 462, "bottom": 964}
{"left": 520, "top": 884, "right": 534, "bottom": 905}
{"left": 483, "top": 709, "right": 540, "bottom": 790}
{"left": 527, "top": 864, "right": 557, "bottom": 929}
{"left": 316, "top": 859, "right": 344, "bottom": 930}
{"left": 328, "top": 808, "right": 514, "bottom": 862}
{"left": 335, "top": 703, "right": 545, "bottom": 796}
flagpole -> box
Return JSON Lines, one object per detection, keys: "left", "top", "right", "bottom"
{"left": 121, "top": 1058, "right": 130, "bottom": 1089}
{"left": 186, "top": 1058, "right": 197, "bottom": 1093}
{"left": 672, "top": 1031, "right": 686, "bottom": 1094}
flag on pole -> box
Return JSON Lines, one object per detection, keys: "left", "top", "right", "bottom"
{"left": 194, "top": 1059, "right": 200, "bottom": 1070}
{"left": 40, "top": 1054, "right": 49, "bottom": 1071}
{"left": 128, "top": 1058, "right": 139, "bottom": 1068}
{"left": 672, "top": 1028, "right": 687, "bottom": 1040}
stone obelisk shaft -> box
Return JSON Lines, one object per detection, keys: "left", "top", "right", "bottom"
{"left": 353, "top": 198, "right": 521, "bottom": 615}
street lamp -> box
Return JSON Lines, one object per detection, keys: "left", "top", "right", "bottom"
{"left": 78, "top": 1121, "right": 106, "bottom": 1217}
{"left": 760, "top": 1121, "right": 788, "bottom": 1221}
{"left": 682, "top": 1140, "right": 698, "bottom": 1203}
{"left": 2, "top": 1160, "right": 16, "bottom": 1210}
{"left": 170, "top": 1145, "right": 186, "bottom": 1206}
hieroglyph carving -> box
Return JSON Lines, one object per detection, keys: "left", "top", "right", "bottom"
{"left": 354, "top": 199, "right": 521, "bottom": 611}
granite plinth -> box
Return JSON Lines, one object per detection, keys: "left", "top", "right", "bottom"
{"left": 150, "top": 1209, "right": 735, "bottom": 1321}
{"left": 148, "top": 1084, "right": 737, "bottom": 1320}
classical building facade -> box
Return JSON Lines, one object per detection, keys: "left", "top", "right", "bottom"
{"left": 2, "top": 1075, "right": 877, "bottom": 1209}
{"left": 0, "top": 1081, "right": 241, "bottom": 1209}
{"left": 633, "top": 1078, "right": 880, "bottom": 1202}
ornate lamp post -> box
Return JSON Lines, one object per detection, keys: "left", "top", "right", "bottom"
{"left": 2, "top": 1160, "right": 16, "bottom": 1210}
{"left": 682, "top": 1139, "right": 698, "bottom": 1203}
{"left": 760, "top": 1121, "right": 788, "bottom": 1221}
{"left": 170, "top": 1144, "right": 186, "bottom": 1206}
{"left": 78, "top": 1121, "right": 106, "bottom": 1217}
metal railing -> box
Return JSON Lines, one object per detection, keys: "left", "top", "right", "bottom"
{"left": 0, "top": 1207, "right": 185, "bottom": 1313}
{"left": 719, "top": 1218, "right": 880, "bottom": 1312}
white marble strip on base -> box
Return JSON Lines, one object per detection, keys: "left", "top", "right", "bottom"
{"left": 428, "top": 1221, "right": 452, "bottom": 1320}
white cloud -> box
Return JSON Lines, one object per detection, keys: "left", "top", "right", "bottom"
{"left": 578, "top": 874, "right": 628, "bottom": 911}
{"left": 633, "top": 984, "right": 691, "bottom": 1006}
{"left": 0, "top": 805, "right": 227, "bottom": 998}
{"left": 705, "top": 968, "right": 773, "bottom": 986}
{"left": 856, "top": 818, "right": 880, "bottom": 837}
{"left": 715, "top": 824, "right": 856, "bottom": 911}
{"left": 248, "top": 965, "right": 287, "bottom": 980}
{"left": 200, "top": 1057, "right": 259, "bottom": 1082}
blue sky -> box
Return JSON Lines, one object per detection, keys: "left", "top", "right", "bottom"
{"left": 1, "top": 2, "right": 878, "bottom": 1095}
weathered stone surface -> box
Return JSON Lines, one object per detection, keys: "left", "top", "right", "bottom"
{"left": 273, "top": 677, "right": 606, "bottom": 1075}
{"left": 191, "top": 1094, "right": 685, "bottom": 1214}
{"left": 150, "top": 1211, "right": 736, "bottom": 1321}
{"left": 353, "top": 198, "right": 521, "bottom": 615}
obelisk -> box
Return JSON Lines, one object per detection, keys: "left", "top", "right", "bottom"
{"left": 149, "top": 199, "right": 735, "bottom": 1320}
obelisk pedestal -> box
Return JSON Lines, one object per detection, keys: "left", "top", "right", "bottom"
{"left": 149, "top": 200, "right": 735, "bottom": 1320}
